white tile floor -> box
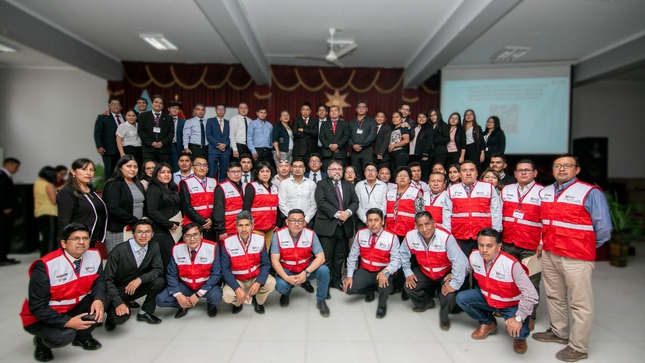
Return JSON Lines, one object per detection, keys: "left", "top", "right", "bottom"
{"left": 2, "top": 245, "right": 644, "bottom": 363}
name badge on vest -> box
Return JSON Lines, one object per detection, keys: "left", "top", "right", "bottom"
{"left": 513, "top": 210, "right": 524, "bottom": 219}
{"left": 153, "top": 127, "right": 161, "bottom": 134}
{"left": 356, "top": 129, "right": 364, "bottom": 134}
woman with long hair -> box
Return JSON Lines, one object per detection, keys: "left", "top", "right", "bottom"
{"left": 481, "top": 168, "right": 503, "bottom": 193}
{"left": 446, "top": 113, "right": 466, "bottom": 166}
{"left": 116, "top": 108, "right": 143, "bottom": 167}
{"left": 272, "top": 110, "right": 294, "bottom": 166}
{"left": 243, "top": 161, "right": 279, "bottom": 250}
{"left": 462, "top": 109, "right": 485, "bottom": 171}
{"left": 140, "top": 160, "right": 157, "bottom": 190}
{"left": 483, "top": 116, "right": 506, "bottom": 167}
{"left": 429, "top": 108, "right": 450, "bottom": 167}
{"left": 34, "top": 166, "right": 58, "bottom": 256}
{"left": 57, "top": 158, "right": 107, "bottom": 248}
{"left": 343, "top": 165, "right": 358, "bottom": 186}
{"left": 146, "top": 162, "right": 181, "bottom": 269}
{"left": 409, "top": 111, "right": 433, "bottom": 182}
{"left": 447, "top": 163, "right": 461, "bottom": 186}
{"left": 388, "top": 111, "right": 410, "bottom": 171}
{"left": 102, "top": 155, "right": 146, "bottom": 253}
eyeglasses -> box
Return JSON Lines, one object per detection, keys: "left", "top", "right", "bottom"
{"left": 135, "top": 230, "right": 152, "bottom": 236}
{"left": 516, "top": 169, "right": 534, "bottom": 174}
{"left": 67, "top": 236, "right": 90, "bottom": 242}
{"left": 228, "top": 170, "right": 242, "bottom": 174}
{"left": 193, "top": 163, "right": 208, "bottom": 168}
{"left": 109, "top": 103, "right": 121, "bottom": 106}
{"left": 145, "top": 167, "right": 155, "bottom": 171}
{"left": 309, "top": 160, "right": 320, "bottom": 164}
{"left": 365, "top": 169, "right": 377, "bottom": 173}
{"left": 357, "top": 106, "right": 367, "bottom": 109}
{"left": 553, "top": 164, "right": 577, "bottom": 170}
{"left": 292, "top": 165, "right": 305, "bottom": 169}
{"left": 184, "top": 233, "right": 201, "bottom": 240}
{"left": 288, "top": 219, "right": 305, "bottom": 224}
{"left": 328, "top": 168, "right": 343, "bottom": 171}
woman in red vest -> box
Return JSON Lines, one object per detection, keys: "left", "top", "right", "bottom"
{"left": 243, "top": 161, "right": 279, "bottom": 250}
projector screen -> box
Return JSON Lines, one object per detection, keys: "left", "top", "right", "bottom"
{"left": 441, "top": 64, "right": 571, "bottom": 154}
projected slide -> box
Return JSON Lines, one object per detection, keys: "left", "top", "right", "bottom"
{"left": 441, "top": 66, "right": 571, "bottom": 154}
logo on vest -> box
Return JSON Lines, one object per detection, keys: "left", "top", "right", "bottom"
{"left": 226, "top": 190, "right": 236, "bottom": 197}
{"left": 190, "top": 186, "right": 200, "bottom": 192}
{"left": 494, "top": 271, "right": 506, "bottom": 279}
{"left": 475, "top": 191, "right": 487, "bottom": 196}
{"left": 530, "top": 197, "right": 540, "bottom": 203}
{"left": 199, "top": 256, "right": 208, "bottom": 262}
{"left": 453, "top": 191, "right": 463, "bottom": 196}
{"left": 84, "top": 266, "right": 96, "bottom": 273}
{"left": 55, "top": 273, "right": 69, "bottom": 281}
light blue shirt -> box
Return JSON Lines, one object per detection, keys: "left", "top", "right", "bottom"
{"left": 128, "top": 238, "right": 148, "bottom": 266}
{"left": 182, "top": 116, "right": 208, "bottom": 148}
{"left": 247, "top": 118, "right": 273, "bottom": 154}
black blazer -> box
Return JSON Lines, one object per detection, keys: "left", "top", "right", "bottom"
{"left": 484, "top": 129, "right": 506, "bottom": 159}
{"left": 432, "top": 121, "right": 450, "bottom": 155}
{"left": 314, "top": 178, "right": 359, "bottom": 238}
{"left": 56, "top": 186, "right": 107, "bottom": 242}
{"left": 145, "top": 183, "right": 180, "bottom": 235}
{"left": 319, "top": 119, "right": 350, "bottom": 159}
{"left": 466, "top": 125, "right": 486, "bottom": 154}
{"left": 104, "top": 240, "right": 164, "bottom": 307}
{"left": 272, "top": 123, "right": 292, "bottom": 152}
{"left": 410, "top": 124, "right": 434, "bottom": 157}
{"left": 102, "top": 179, "right": 146, "bottom": 232}
{"left": 451, "top": 126, "right": 467, "bottom": 153}
{"left": 0, "top": 170, "right": 17, "bottom": 210}
{"left": 374, "top": 124, "right": 392, "bottom": 162}
{"left": 94, "top": 114, "right": 120, "bottom": 154}
{"left": 293, "top": 116, "right": 319, "bottom": 156}
{"left": 138, "top": 111, "right": 174, "bottom": 154}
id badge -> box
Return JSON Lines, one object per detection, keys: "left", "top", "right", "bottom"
{"left": 513, "top": 210, "right": 524, "bottom": 219}
{"left": 356, "top": 129, "right": 364, "bottom": 134}
{"left": 153, "top": 127, "right": 161, "bottom": 133}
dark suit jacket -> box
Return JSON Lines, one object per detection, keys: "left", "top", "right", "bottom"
{"left": 104, "top": 240, "right": 164, "bottom": 307}
{"left": 432, "top": 121, "right": 450, "bottom": 155}
{"left": 314, "top": 178, "right": 359, "bottom": 237}
{"left": 410, "top": 124, "right": 434, "bottom": 157}
{"left": 94, "top": 114, "right": 120, "bottom": 154}
{"left": 205, "top": 118, "right": 231, "bottom": 154}
{"left": 304, "top": 171, "right": 328, "bottom": 181}
{"left": 174, "top": 117, "right": 186, "bottom": 154}
{"left": 138, "top": 111, "right": 174, "bottom": 154}
{"left": 484, "top": 129, "right": 506, "bottom": 159}
{"left": 0, "top": 170, "right": 17, "bottom": 211}
{"left": 452, "top": 126, "right": 467, "bottom": 153}
{"left": 293, "top": 116, "right": 319, "bottom": 157}
{"left": 374, "top": 124, "right": 393, "bottom": 162}
{"left": 319, "top": 119, "right": 350, "bottom": 159}
{"left": 102, "top": 178, "right": 146, "bottom": 232}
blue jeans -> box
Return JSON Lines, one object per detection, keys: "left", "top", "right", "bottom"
{"left": 275, "top": 264, "right": 330, "bottom": 302}
{"left": 456, "top": 287, "right": 531, "bottom": 340}
{"left": 156, "top": 282, "right": 223, "bottom": 308}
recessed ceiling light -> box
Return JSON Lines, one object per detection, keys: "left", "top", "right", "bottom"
{"left": 0, "top": 43, "right": 18, "bottom": 53}
{"left": 491, "top": 46, "right": 531, "bottom": 62}
{"left": 139, "top": 33, "right": 178, "bottom": 51}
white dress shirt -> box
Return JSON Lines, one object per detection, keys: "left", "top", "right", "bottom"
{"left": 354, "top": 180, "right": 388, "bottom": 223}
{"left": 229, "top": 114, "right": 250, "bottom": 151}
{"left": 278, "top": 176, "right": 318, "bottom": 223}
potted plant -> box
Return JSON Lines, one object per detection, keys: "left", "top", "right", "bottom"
{"left": 90, "top": 163, "right": 106, "bottom": 193}
{"left": 605, "top": 191, "right": 643, "bottom": 267}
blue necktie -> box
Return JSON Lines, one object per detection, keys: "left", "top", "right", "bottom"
{"left": 74, "top": 260, "right": 81, "bottom": 275}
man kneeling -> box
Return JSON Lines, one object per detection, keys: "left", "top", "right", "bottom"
{"left": 271, "top": 209, "right": 330, "bottom": 317}
{"left": 456, "top": 228, "right": 538, "bottom": 354}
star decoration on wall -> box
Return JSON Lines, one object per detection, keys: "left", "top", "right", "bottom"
{"left": 325, "top": 89, "right": 351, "bottom": 115}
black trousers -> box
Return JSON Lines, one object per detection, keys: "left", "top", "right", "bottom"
{"left": 389, "top": 149, "right": 409, "bottom": 173}
{"left": 142, "top": 150, "right": 170, "bottom": 164}
{"left": 433, "top": 152, "right": 448, "bottom": 168}
{"left": 152, "top": 234, "right": 175, "bottom": 272}
{"left": 255, "top": 148, "right": 274, "bottom": 168}
{"left": 457, "top": 238, "right": 478, "bottom": 290}
{"left": 404, "top": 267, "right": 456, "bottom": 325}
{"left": 106, "top": 276, "right": 166, "bottom": 324}
{"left": 234, "top": 143, "right": 251, "bottom": 160}
{"left": 122, "top": 145, "right": 142, "bottom": 169}
{"left": 24, "top": 295, "right": 96, "bottom": 348}
{"left": 188, "top": 144, "right": 209, "bottom": 161}
{"left": 346, "top": 267, "right": 393, "bottom": 308}
{"left": 446, "top": 151, "right": 461, "bottom": 166}
{"left": 464, "top": 143, "right": 481, "bottom": 172}
{"left": 319, "top": 226, "right": 349, "bottom": 286}
{"left": 0, "top": 212, "right": 15, "bottom": 260}
{"left": 101, "top": 153, "right": 120, "bottom": 181}
{"left": 37, "top": 215, "right": 58, "bottom": 257}
{"left": 350, "top": 148, "right": 374, "bottom": 180}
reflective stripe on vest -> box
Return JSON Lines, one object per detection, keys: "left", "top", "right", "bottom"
{"left": 219, "top": 181, "right": 244, "bottom": 235}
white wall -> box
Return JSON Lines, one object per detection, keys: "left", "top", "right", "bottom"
{"left": 0, "top": 67, "right": 107, "bottom": 184}
{"left": 571, "top": 80, "right": 645, "bottom": 179}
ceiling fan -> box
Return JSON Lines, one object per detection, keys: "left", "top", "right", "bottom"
{"left": 270, "top": 27, "right": 358, "bottom": 67}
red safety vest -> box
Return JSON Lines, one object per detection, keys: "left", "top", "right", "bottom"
{"left": 181, "top": 176, "right": 217, "bottom": 225}
{"left": 470, "top": 250, "right": 524, "bottom": 309}
{"left": 540, "top": 180, "right": 598, "bottom": 261}
{"left": 20, "top": 249, "right": 102, "bottom": 327}
{"left": 424, "top": 190, "right": 448, "bottom": 225}
{"left": 404, "top": 226, "right": 452, "bottom": 280}
{"left": 222, "top": 233, "right": 265, "bottom": 280}
{"left": 501, "top": 183, "right": 544, "bottom": 250}
{"left": 173, "top": 240, "right": 217, "bottom": 291}
{"left": 386, "top": 186, "right": 420, "bottom": 237}
{"left": 449, "top": 182, "right": 494, "bottom": 240}
{"left": 248, "top": 181, "right": 278, "bottom": 230}
{"left": 275, "top": 226, "right": 315, "bottom": 273}
{"left": 218, "top": 180, "right": 244, "bottom": 235}
{"left": 355, "top": 228, "right": 397, "bottom": 272}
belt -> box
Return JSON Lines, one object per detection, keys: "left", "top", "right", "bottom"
{"left": 256, "top": 147, "right": 271, "bottom": 151}
{"left": 189, "top": 144, "right": 208, "bottom": 149}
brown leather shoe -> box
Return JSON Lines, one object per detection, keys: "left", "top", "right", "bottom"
{"left": 514, "top": 339, "right": 527, "bottom": 354}
{"left": 529, "top": 318, "right": 535, "bottom": 331}
{"left": 555, "top": 346, "right": 588, "bottom": 362}
{"left": 532, "top": 328, "right": 568, "bottom": 344}
{"left": 471, "top": 321, "right": 497, "bottom": 340}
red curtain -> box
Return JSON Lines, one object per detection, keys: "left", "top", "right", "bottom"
{"left": 108, "top": 61, "right": 440, "bottom": 122}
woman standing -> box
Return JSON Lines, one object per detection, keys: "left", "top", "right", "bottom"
{"left": 272, "top": 110, "right": 294, "bottom": 166}
{"left": 446, "top": 113, "right": 466, "bottom": 166}
{"left": 388, "top": 111, "right": 410, "bottom": 173}
{"left": 57, "top": 158, "right": 107, "bottom": 248}
{"left": 483, "top": 116, "right": 506, "bottom": 167}
{"left": 102, "top": 155, "right": 146, "bottom": 254}
{"left": 409, "top": 111, "right": 433, "bottom": 182}
{"left": 116, "top": 108, "right": 143, "bottom": 167}
{"left": 429, "top": 108, "right": 450, "bottom": 167}
{"left": 243, "top": 161, "right": 279, "bottom": 250}
{"left": 140, "top": 160, "right": 157, "bottom": 191}
{"left": 146, "top": 162, "right": 181, "bottom": 270}
{"left": 344, "top": 165, "right": 358, "bottom": 186}
{"left": 34, "top": 166, "right": 58, "bottom": 256}
{"left": 462, "top": 109, "right": 485, "bottom": 171}
{"left": 481, "top": 168, "right": 503, "bottom": 193}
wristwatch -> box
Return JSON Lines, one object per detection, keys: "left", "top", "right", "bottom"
{"left": 383, "top": 270, "right": 391, "bottom": 278}
{"left": 305, "top": 270, "right": 311, "bottom": 278}
{"left": 515, "top": 315, "right": 522, "bottom": 323}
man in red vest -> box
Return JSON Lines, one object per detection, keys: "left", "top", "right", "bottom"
{"left": 213, "top": 161, "right": 245, "bottom": 240}
{"left": 500, "top": 159, "right": 544, "bottom": 331}
{"left": 20, "top": 223, "right": 106, "bottom": 362}
{"left": 424, "top": 171, "right": 451, "bottom": 230}
{"left": 533, "top": 154, "right": 612, "bottom": 362}
{"left": 270, "top": 209, "right": 330, "bottom": 317}
{"left": 343, "top": 208, "right": 401, "bottom": 319}
{"left": 178, "top": 156, "right": 217, "bottom": 241}
{"left": 400, "top": 211, "right": 467, "bottom": 331}
{"left": 221, "top": 211, "right": 276, "bottom": 314}
{"left": 156, "top": 223, "right": 222, "bottom": 319}
{"left": 456, "top": 228, "right": 538, "bottom": 354}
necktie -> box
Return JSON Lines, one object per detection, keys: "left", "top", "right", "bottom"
{"left": 304, "top": 117, "right": 308, "bottom": 126}
{"left": 115, "top": 114, "right": 122, "bottom": 125}
{"left": 173, "top": 118, "right": 178, "bottom": 143}
{"left": 190, "top": 249, "right": 197, "bottom": 262}
{"left": 244, "top": 174, "right": 249, "bottom": 183}
{"left": 243, "top": 117, "right": 249, "bottom": 145}
{"left": 371, "top": 233, "right": 378, "bottom": 247}
{"left": 200, "top": 178, "right": 207, "bottom": 190}
{"left": 136, "top": 248, "right": 145, "bottom": 268}
{"left": 220, "top": 119, "right": 224, "bottom": 133}
{"left": 154, "top": 113, "right": 160, "bottom": 126}
{"left": 200, "top": 119, "right": 205, "bottom": 147}
{"left": 312, "top": 173, "right": 317, "bottom": 183}
{"left": 377, "top": 124, "right": 382, "bottom": 133}
{"left": 73, "top": 259, "right": 81, "bottom": 275}
{"left": 332, "top": 120, "right": 337, "bottom": 134}
{"left": 334, "top": 182, "right": 344, "bottom": 210}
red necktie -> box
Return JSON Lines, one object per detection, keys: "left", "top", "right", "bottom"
{"left": 115, "top": 115, "right": 122, "bottom": 125}
{"left": 190, "top": 249, "right": 196, "bottom": 262}
{"left": 332, "top": 120, "right": 337, "bottom": 134}
{"left": 371, "top": 233, "right": 378, "bottom": 247}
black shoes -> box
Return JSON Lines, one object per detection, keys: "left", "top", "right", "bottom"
{"left": 317, "top": 300, "right": 330, "bottom": 317}
{"left": 232, "top": 304, "right": 244, "bottom": 314}
{"left": 401, "top": 290, "right": 410, "bottom": 301}
{"left": 412, "top": 299, "right": 436, "bottom": 312}
{"left": 104, "top": 319, "right": 117, "bottom": 331}
{"left": 280, "top": 294, "right": 290, "bottom": 307}
{"left": 137, "top": 312, "right": 162, "bottom": 324}
{"left": 33, "top": 337, "right": 53, "bottom": 362}
{"left": 365, "top": 290, "right": 375, "bottom": 303}
{"left": 0, "top": 257, "right": 20, "bottom": 266}
{"left": 126, "top": 300, "right": 140, "bottom": 309}
{"left": 175, "top": 308, "right": 189, "bottom": 319}
{"left": 72, "top": 336, "right": 102, "bottom": 350}
{"left": 207, "top": 304, "right": 218, "bottom": 317}
{"left": 301, "top": 281, "right": 315, "bottom": 293}
{"left": 440, "top": 321, "right": 451, "bottom": 331}
{"left": 253, "top": 299, "right": 265, "bottom": 314}
{"left": 376, "top": 306, "right": 387, "bottom": 319}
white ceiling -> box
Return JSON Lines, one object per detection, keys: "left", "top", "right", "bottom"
{"left": 1, "top": 0, "right": 644, "bottom": 84}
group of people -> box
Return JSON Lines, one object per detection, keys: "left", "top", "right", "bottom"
{"left": 13, "top": 96, "right": 611, "bottom": 363}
